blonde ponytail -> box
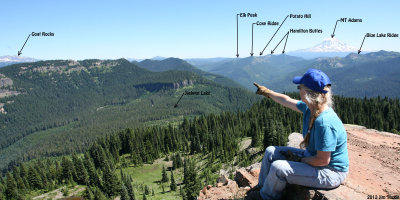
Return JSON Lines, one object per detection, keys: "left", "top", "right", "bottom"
{"left": 300, "top": 85, "right": 332, "bottom": 148}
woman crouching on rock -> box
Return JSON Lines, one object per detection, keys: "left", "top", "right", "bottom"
{"left": 249, "top": 69, "right": 349, "bottom": 200}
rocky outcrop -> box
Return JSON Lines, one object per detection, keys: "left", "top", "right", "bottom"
{"left": 0, "top": 89, "right": 19, "bottom": 99}
{"left": 198, "top": 167, "right": 258, "bottom": 200}
{"left": 134, "top": 80, "right": 195, "bottom": 92}
{"left": 0, "top": 103, "right": 5, "bottom": 114}
{"left": 173, "top": 79, "right": 195, "bottom": 89}
{"left": 235, "top": 168, "right": 259, "bottom": 188}
{"left": 0, "top": 73, "right": 13, "bottom": 88}
{"left": 18, "top": 60, "right": 120, "bottom": 75}
{"left": 199, "top": 125, "right": 400, "bottom": 199}
{"left": 0, "top": 73, "right": 19, "bottom": 100}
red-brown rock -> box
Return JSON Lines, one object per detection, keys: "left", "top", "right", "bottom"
{"left": 201, "top": 186, "right": 207, "bottom": 195}
{"left": 250, "top": 168, "right": 260, "bottom": 178}
{"left": 234, "top": 169, "right": 258, "bottom": 188}
{"left": 199, "top": 126, "right": 400, "bottom": 199}
{"left": 198, "top": 179, "right": 247, "bottom": 200}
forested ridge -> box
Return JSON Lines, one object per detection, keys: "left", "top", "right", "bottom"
{"left": 0, "top": 59, "right": 259, "bottom": 171}
{"left": 135, "top": 57, "right": 244, "bottom": 89}
{"left": 0, "top": 93, "right": 399, "bottom": 199}
{"left": 199, "top": 51, "right": 400, "bottom": 98}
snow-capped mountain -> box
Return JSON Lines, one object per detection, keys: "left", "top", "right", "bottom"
{"left": 295, "top": 38, "right": 358, "bottom": 52}
{"left": 0, "top": 55, "right": 37, "bottom": 67}
{"left": 287, "top": 38, "right": 365, "bottom": 59}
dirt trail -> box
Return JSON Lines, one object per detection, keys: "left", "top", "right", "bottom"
{"left": 328, "top": 124, "right": 400, "bottom": 198}
{"left": 32, "top": 185, "right": 85, "bottom": 200}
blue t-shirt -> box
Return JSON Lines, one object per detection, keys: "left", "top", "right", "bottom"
{"left": 296, "top": 101, "right": 349, "bottom": 172}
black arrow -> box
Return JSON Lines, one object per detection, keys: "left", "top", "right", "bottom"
{"left": 331, "top": 20, "right": 340, "bottom": 38}
{"left": 174, "top": 92, "right": 185, "bottom": 108}
{"left": 271, "top": 31, "right": 289, "bottom": 54}
{"left": 250, "top": 23, "right": 256, "bottom": 56}
{"left": 358, "top": 34, "right": 366, "bottom": 54}
{"left": 236, "top": 14, "right": 239, "bottom": 58}
{"left": 18, "top": 34, "right": 31, "bottom": 56}
{"left": 282, "top": 32, "right": 289, "bottom": 54}
{"left": 260, "top": 15, "right": 289, "bottom": 55}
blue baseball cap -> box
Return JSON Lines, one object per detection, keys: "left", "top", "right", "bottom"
{"left": 293, "top": 68, "right": 331, "bottom": 93}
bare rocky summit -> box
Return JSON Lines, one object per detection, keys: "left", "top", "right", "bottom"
{"left": 199, "top": 125, "right": 400, "bottom": 199}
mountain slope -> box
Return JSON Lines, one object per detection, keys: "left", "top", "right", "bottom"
{"left": 139, "top": 57, "right": 197, "bottom": 72}
{"left": 269, "top": 51, "right": 400, "bottom": 97}
{"left": 305, "top": 51, "right": 400, "bottom": 97}
{"left": 136, "top": 57, "right": 243, "bottom": 88}
{"left": 206, "top": 54, "right": 309, "bottom": 91}
{"left": 287, "top": 38, "right": 364, "bottom": 59}
{"left": 195, "top": 51, "right": 400, "bottom": 98}
{"left": 0, "top": 55, "right": 37, "bottom": 68}
{"left": 185, "top": 57, "right": 234, "bottom": 71}
{"left": 0, "top": 59, "right": 259, "bottom": 170}
{"left": 295, "top": 38, "right": 358, "bottom": 52}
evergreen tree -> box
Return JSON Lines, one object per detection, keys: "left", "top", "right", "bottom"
{"left": 120, "top": 157, "right": 128, "bottom": 168}
{"left": 180, "top": 184, "right": 183, "bottom": 197}
{"left": 47, "top": 160, "right": 57, "bottom": 187}
{"left": 263, "top": 123, "right": 271, "bottom": 150}
{"left": 12, "top": 166, "right": 20, "bottom": 181}
{"left": 0, "top": 189, "right": 5, "bottom": 200}
{"left": 102, "top": 164, "right": 120, "bottom": 197}
{"left": 55, "top": 160, "right": 64, "bottom": 185}
{"left": 278, "top": 122, "right": 288, "bottom": 146}
{"left": 172, "top": 153, "right": 183, "bottom": 169}
{"left": 203, "top": 168, "right": 212, "bottom": 186}
{"left": 124, "top": 175, "right": 135, "bottom": 200}
{"left": 161, "top": 165, "right": 169, "bottom": 183}
{"left": 171, "top": 155, "right": 176, "bottom": 170}
{"left": 120, "top": 184, "right": 129, "bottom": 200}
{"left": 61, "top": 156, "right": 74, "bottom": 183}
{"left": 27, "top": 166, "right": 42, "bottom": 189}
{"left": 144, "top": 185, "right": 150, "bottom": 195}
{"left": 35, "top": 160, "right": 50, "bottom": 189}
{"left": 84, "top": 187, "right": 94, "bottom": 200}
{"left": 84, "top": 153, "right": 102, "bottom": 187}
{"left": 94, "top": 187, "right": 107, "bottom": 200}
{"left": 142, "top": 193, "right": 147, "bottom": 200}
{"left": 72, "top": 154, "right": 89, "bottom": 185}
{"left": 89, "top": 143, "right": 108, "bottom": 169}
{"left": 5, "top": 173, "right": 18, "bottom": 200}
{"left": 183, "top": 158, "right": 201, "bottom": 200}
{"left": 250, "top": 121, "right": 260, "bottom": 147}
{"left": 0, "top": 181, "right": 4, "bottom": 195}
{"left": 15, "top": 175, "right": 26, "bottom": 193}
{"left": 170, "top": 171, "right": 177, "bottom": 191}
{"left": 177, "top": 153, "right": 183, "bottom": 168}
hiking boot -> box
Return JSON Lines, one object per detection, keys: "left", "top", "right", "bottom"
{"left": 246, "top": 184, "right": 261, "bottom": 194}
{"left": 245, "top": 191, "right": 263, "bottom": 200}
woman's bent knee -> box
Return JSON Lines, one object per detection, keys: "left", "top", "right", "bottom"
{"left": 271, "top": 160, "right": 291, "bottom": 177}
{"left": 264, "top": 146, "right": 276, "bottom": 160}
{"left": 265, "top": 146, "right": 275, "bottom": 154}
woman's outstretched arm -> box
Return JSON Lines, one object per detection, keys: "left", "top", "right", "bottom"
{"left": 253, "top": 82, "right": 301, "bottom": 113}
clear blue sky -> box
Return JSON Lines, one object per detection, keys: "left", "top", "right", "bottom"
{"left": 1, "top": 0, "right": 399, "bottom": 60}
